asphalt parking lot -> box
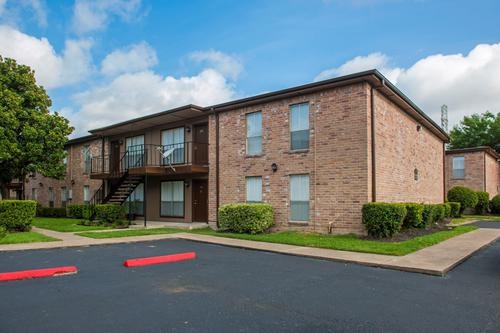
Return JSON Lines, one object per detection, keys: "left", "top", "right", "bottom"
{"left": 1, "top": 238, "right": 499, "bottom": 333}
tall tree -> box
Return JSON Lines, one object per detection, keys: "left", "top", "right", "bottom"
{"left": 449, "top": 111, "right": 500, "bottom": 153}
{"left": 0, "top": 56, "right": 73, "bottom": 199}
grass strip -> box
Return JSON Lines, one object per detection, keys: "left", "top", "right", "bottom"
{"left": 32, "top": 217, "right": 111, "bottom": 232}
{"left": 450, "top": 215, "right": 500, "bottom": 225}
{"left": 188, "top": 226, "right": 477, "bottom": 256}
{"left": 76, "top": 228, "right": 182, "bottom": 239}
{"left": 0, "top": 232, "right": 59, "bottom": 244}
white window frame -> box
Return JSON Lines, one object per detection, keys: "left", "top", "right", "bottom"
{"left": 246, "top": 111, "right": 262, "bottom": 155}
{"left": 289, "top": 174, "right": 310, "bottom": 222}
{"left": 160, "top": 181, "right": 184, "bottom": 217}
{"left": 452, "top": 156, "right": 465, "bottom": 179}
{"left": 246, "top": 176, "right": 262, "bottom": 203}
{"left": 161, "top": 128, "right": 185, "bottom": 164}
{"left": 290, "top": 102, "right": 310, "bottom": 151}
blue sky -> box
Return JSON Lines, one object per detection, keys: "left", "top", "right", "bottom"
{"left": 1, "top": 0, "right": 499, "bottom": 136}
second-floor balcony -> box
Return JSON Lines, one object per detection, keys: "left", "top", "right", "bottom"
{"left": 90, "top": 142, "right": 209, "bottom": 178}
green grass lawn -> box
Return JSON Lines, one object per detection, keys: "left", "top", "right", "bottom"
{"left": 32, "top": 217, "right": 111, "bottom": 232}
{"left": 0, "top": 231, "right": 59, "bottom": 244}
{"left": 188, "top": 226, "right": 478, "bottom": 256}
{"left": 450, "top": 215, "right": 500, "bottom": 225}
{"left": 76, "top": 227, "right": 182, "bottom": 239}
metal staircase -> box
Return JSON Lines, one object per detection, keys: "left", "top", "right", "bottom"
{"left": 105, "top": 173, "right": 143, "bottom": 205}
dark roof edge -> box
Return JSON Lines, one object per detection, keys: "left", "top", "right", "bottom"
{"left": 88, "top": 104, "right": 205, "bottom": 134}
{"left": 446, "top": 146, "right": 500, "bottom": 160}
{"left": 66, "top": 134, "right": 98, "bottom": 146}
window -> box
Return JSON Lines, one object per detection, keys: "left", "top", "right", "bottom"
{"left": 161, "top": 181, "right": 184, "bottom": 217}
{"left": 125, "top": 183, "right": 144, "bottom": 216}
{"left": 125, "top": 135, "right": 145, "bottom": 168}
{"left": 452, "top": 156, "right": 465, "bottom": 179}
{"left": 83, "top": 185, "right": 90, "bottom": 204}
{"left": 290, "top": 174, "right": 309, "bottom": 221}
{"left": 48, "top": 187, "right": 54, "bottom": 208}
{"left": 61, "top": 187, "right": 68, "bottom": 208}
{"left": 290, "top": 102, "right": 309, "bottom": 150}
{"left": 161, "top": 128, "right": 185, "bottom": 164}
{"left": 246, "top": 112, "right": 262, "bottom": 155}
{"left": 246, "top": 176, "right": 262, "bottom": 203}
{"left": 31, "top": 188, "right": 37, "bottom": 201}
{"left": 82, "top": 145, "right": 91, "bottom": 174}
{"left": 63, "top": 150, "right": 68, "bottom": 170}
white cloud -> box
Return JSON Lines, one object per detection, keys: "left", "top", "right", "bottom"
{"left": 0, "top": 0, "right": 47, "bottom": 27}
{"left": 315, "top": 43, "right": 500, "bottom": 129}
{"left": 67, "top": 68, "right": 236, "bottom": 136}
{"left": 0, "top": 25, "right": 93, "bottom": 89}
{"left": 189, "top": 49, "right": 243, "bottom": 81}
{"left": 72, "top": 0, "right": 144, "bottom": 35}
{"left": 101, "top": 41, "right": 157, "bottom": 76}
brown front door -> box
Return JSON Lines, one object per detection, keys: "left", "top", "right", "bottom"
{"left": 192, "top": 179, "right": 208, "bottom": 222}
{"left": 110, "top": 140, "right": 121, "bottom": 174}
{"left": 193, "top": 124, "right": 208, "bottom": 165}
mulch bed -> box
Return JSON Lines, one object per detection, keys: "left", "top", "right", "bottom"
{"left": 363, "top": 219, "right": 454, "bottom": 242}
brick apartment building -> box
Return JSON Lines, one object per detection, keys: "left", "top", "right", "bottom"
{"left": 24, "top": 70, "right": 448, "bottom": 234}
{"left": 23, "top": 135, "right": 103, "bottom": 208}
{"left": 445, "top": 147, "right": 500, "bottom": 197}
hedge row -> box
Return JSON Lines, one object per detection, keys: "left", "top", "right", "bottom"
{"left": 37, "top": 207, "right": 67, "bottom": 218}
{"left": 218, "top": 203, "right": 274, "bottom": 234}
{"left": 0, "top": 200, "right": 37, "bottom": 232}
{"left": 362, "top": 202, "right": 457, "bottom": 238}
{"left": 447, "top": 186, "right": 500, "bottom": 216}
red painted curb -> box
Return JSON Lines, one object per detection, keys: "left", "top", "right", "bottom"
{"left": 123, "top": 252, "right": 196, "bottom": 267}
{"left": 0, "top": 266, "right": 78, "bottom": 282}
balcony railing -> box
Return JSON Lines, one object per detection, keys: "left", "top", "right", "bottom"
{"left": 90, "top": 142, "right": 208, "bottom": 176}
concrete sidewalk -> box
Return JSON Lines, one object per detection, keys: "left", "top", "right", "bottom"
{"left": 1, "top": 226, "right": 500, "bottom": 276}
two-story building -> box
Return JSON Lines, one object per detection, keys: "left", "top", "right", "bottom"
{"left": 29, "top": 70, "right": 449, "bottom": 234}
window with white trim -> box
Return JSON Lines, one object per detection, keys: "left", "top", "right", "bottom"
{"left": 290, "top": 103, "right": 309, "bottom": 150}
{"left": 290, "top": 174, "right": 309, "bottom": 221}
{"left": 161, "top": 128, "right": 185, "bottom": 164}
{"left": 246, "top": 111, "right": 262, "bottom": 155}
{"left": 125, "top": 135, "right": 145, "bottom": 168}
{"left": 83, "top": 185, "right": 90, "bottom": 204}
{"left": 125, "top": 183, "right": 144, "bottom": 216}
{"left": 452, "top": 156, "right": 465, "bottom": 179}
{"left": 161, "top": 181, "right": 184, "bottom": 217}
{"left": 246, "top": 176, "right": 262, "bottom": 203}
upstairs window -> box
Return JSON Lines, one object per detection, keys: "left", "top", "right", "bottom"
{"left": 246, "top": 111, "right": 262, "bottom": 155}
{"left": 246, "top": 176, "right": 262, "bottom": 203}
{"left": 161, "top": 128, "right": 185, "bottom": 164}
{"left": 125, "top": 135, "right": 145, "bottom": 168}
{"left": 452, "top": 156, "right": 465, "bottom": 179}
{"left": 82, "top": 145, "right": 91, "bottom": 174}
{"left": 290, "top": 103, "right": 309, "bottom": 150}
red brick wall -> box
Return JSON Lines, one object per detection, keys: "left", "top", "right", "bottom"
{"left": 209, "top": 83, "right": 371, "bottom": 234}
{"left": 485, "top": 153, "right": 500, "bottom": 197}
{"left": 373, "top": 91, "right": 444, "bottom": 204}
{"left": 24, "top": 138, "right": 103, "bottom": 207}
{"left": 445, "top": 151, "right": 484, "bottom": 194}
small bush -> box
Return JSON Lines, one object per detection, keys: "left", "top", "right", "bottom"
{"left": 37, "top": 207, "right": 67, "bottom": 218}
{"left": 449, "top": 202, "right": 461, "bottom": 217}
{"left": 0, "top": 225, "right": 6, "bottom": 239}
{"left": 491, "top": 195, "right": 500, "bottom": 214}
{"left": 0, "top": 200, "right": 37, "bottom": 232}
{"left": 447, "top": 186, "right": 478, "bottom": 215}
{"left": 67, "top": 204, "right": 90, "bottom": 219}
{"left": 95, "top": 204, "right": 125, "bottom": 225}
{"left": 475, "top": 191, "right": 490, "bottom": 215}
{"left": 403, "top": 203, "right": 424, "bottom": 228}
{"left": 434, "top": 204, "right": 446, "bottom": 222}
{"left": 443, "top": 203, "right": 452, "bottom": 218}
{"left": 219, "top": 203, "right": 274, "bottom": 234}
{"left": 422, "top": 204, "right": 436, "bottom": 226}
{"left": 362, "top": 203, "right": 406, "bottom": 238}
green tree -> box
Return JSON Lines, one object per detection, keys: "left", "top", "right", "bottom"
{"left": 0, "top": 56, "right": 73, "bottom": 199}
{"left": 449, "top": 111, "right": 500, "bottom": 153}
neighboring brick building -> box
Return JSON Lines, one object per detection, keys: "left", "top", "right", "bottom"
{"left": 24, "top": 135, "right": 103, "bottom": 208}
{"left": 445, "top": 147, "right": 500, "bottom": 197}
{"left": 27, "top": 70, "right": 448, "bottom": 234}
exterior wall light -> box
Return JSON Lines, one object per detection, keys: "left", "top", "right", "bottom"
{"left": 271, "top": 163, "right": 278, "bottom": 172}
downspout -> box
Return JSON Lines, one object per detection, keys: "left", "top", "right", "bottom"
{"left": 443, "top": 143, "right": 446, "bottom": 201}
{"left": 483, "top": 153, "right": 487, "bottom": 191}
{"left": 370, "top": 86, "right": 377, "bottom": 202}
{"left": 101, "top": 136, "right": 105, "bottom": 197}
{"left": 215, "top": 110, "right": 220, "bottom": 228}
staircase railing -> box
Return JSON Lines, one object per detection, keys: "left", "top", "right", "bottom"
{"left": 88, "top": 183, "right": 105, "bottom": 220}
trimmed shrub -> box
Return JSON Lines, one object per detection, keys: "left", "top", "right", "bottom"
{"left": 0, "top": 200, "right": 37, "bottom": 232}
{"left": 449, "top": 202, "right": 461, "bottom": 218}
{"left": 475, "top": 191, "right": 490, "bottom": 215}
{"left": 0, "top": 225, "right": 6, "bottom": 239}
{"left": 67, "top": 204, "right": 89, "bottom": 219}
{"left": 443, "top": 203, "right": 452, "bottom": 218}
{"left": 37, "top": 207, "right": 67, "bottom": 218}
{"left": 421, "top": 204, "right": 436, "bottom": 226}
{"left": 218, "top": 203, "right": 274, "bottom": 234}
{"left": 362, "top": 203, "right": 406, "bottom": 238}
{"left": 491, "top": 195, "right": 500, "bottom": 214}
{"left": 447, "top": 186, "right": 478, "bottom": 215}
{"left": 403, "top": 203, "right": 424, "bottom": 228}
{"left": 434, "top": 204, "right": 446, "bottom": 222}
{"left": 95, "top": 204, "right": 125, "bottom": 225}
